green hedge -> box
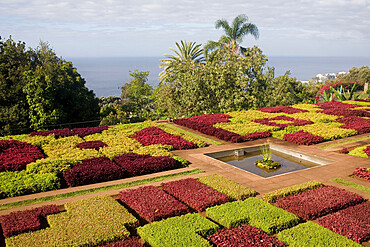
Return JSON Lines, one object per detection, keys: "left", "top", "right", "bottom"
{"left": 0, "top": 171, "right": 60, "bottom": 199}
{"left": 206, "top": 197, "right": 300, "bottom": 234}
{"left": 277, "top": 221, "right": 362, "bottom": 247}
{"left": 137, "top": 213, "right": 219, "bottom": 247}
{"left": 262, "top": 180, "right": 324, "bottom": 203}
{"left": 348, "top": 145, "right": 369, "bottom": 158}
{"left": 6, "top": 195, "right": 138, "bottom": 247}
{"left": 198, "top": 174, "right": 256, "bottom": 200}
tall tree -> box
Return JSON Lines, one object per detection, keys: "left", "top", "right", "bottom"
{"left": 205, "top": 14, "right": 259, "bottom": 56}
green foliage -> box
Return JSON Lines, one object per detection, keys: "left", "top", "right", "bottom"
{"left": 343, "top": 100, "right": 370, "bottom": 106}
{"left": 198, "top": 174, "right": 256, "bottom": 200}
{"left": 299, "top": 122, "right": 357, "bottom": 141}
{"left": 206, "top": 197, "right": 300, "bottom": 234}
{"left": 23, "top": 42, "right": 99, "bottom": 130}
{"left": 330, "top": 178, "right": 370, "bottom": 194}
{"left": 348, "top": 145, "right": 369, "bottom": 158}
{"left": 337, "top": 66, "right": 370, "bottom": 84}
{"left": 277, "top": 221, "right": 362, "bottom": 247}
{"left": 6, "top": 195, "right": 138, "bottom": 247}
{"left": 262, "top": 181, "right": 324, "bottom": 203}
{"left": 330, "top": 83, "right": 359, "bottom": 101}
{"left": 137, "top": 213, "right": 219, "bottom": 247}
{"left": 26, "top": 158, "right": 75, "bottom": 176}
{"left": 0, "top": 170, "right": 60, "bottom": 198}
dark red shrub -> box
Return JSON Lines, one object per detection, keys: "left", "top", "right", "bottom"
{"left": 207, "top": 224, "right": 284, "bottom": 247}
{"left": 320, "top": 108, "right": 370, "bottom": 118}
{"left": 131, "top": 126, "right": 196, "bottom": 150}
{"left": 162, "top": 178, "right": 230, "bottom": 211}
{"left": 72, "top": 126, "right": 109, "bottom": 137}
{"left": 283, "top": 130, "right": 324, "bottom": 145}
{"left": 244, "top": 131, "right": 272, "bottom": 141}
{"left": 257, "top": 105, "right": 308, "bottom": 114}
{"left": 275, "top": 186, "right": 364, "bottom": 220}
{"left": 113, "top": 153, "right": 179, "bottom": 176}
{"left": 77, "top": 141, "right": 108, "bottom": 150}
{"left": 339, "top": 147, "right": 349, "bottom": 154}
{"left": 0, "top": 140, "right": 45, "bottom": 172}
{"left": 253, "top": 115, "right": 313, "bottom": 130}
{"left": 29, "top": 128, "right": 74, "bottom": 138}
{"left": 0, "top": 205, "right": 59, "bottom": 238}
{"left": 63, "top": 157, "right": 127, "bottom": 187}
{"left": 119, "top": 186, "right": 189, "bottom": 222}
{"left": 317, "top": 201, "right": 370, "bottom": 243}
{"left": 315, "top": 101, "right": 360, "bottom": 109}
{"left": 187, "top": 113, "right": 231, "bottom": 125}
{"left": 99, "top": 237, "right": 144, "bottom": 247}
{"left": 353, "top": 167, "right": 370, "bottom": 180}
{"left": 336, "top": 116, "right": 370, "bottom": 134}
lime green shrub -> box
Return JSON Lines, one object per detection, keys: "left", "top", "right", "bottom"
{"left": 6, "top": 195, "right": 138, "bottom": 247}
{"left": 348, "top": 145, "right": 369, "bottom": 158}
{"left": 0, "top": 171, "right": 60, "bottom": 198}
{"left": 291, "top": 103, "right": 321, "bottom": 112}
{"left": 206, "top": 197, "right": 300, "bottom": 234}
{"left": 277, "top": 221, "right": 361, "bottom": 247}
{"left": 214, "top": 121, "right": 278, "bottom": 136}
{"left": 262, "top": 181, "right": 324, "bottom": 203}
{"left": 198, "top": 174, "right": 256, "bottom": 200}
{"left": 26, "top": 158, "right": 75, "bottom": 176}
{"left": 137, "top": 213, "right": 219, "bottom": 247}
{"left": 299, "top": 122, "right": 357, "bottom": 141}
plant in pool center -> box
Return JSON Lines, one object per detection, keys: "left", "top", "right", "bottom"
{"left": 254, "top": 142, "right": 281, "bottom": 170}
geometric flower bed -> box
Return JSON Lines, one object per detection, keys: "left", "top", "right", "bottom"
{"left": 77, "top": 140, "right": 108, "bottom": 150}
{"left": 274, "top": 186, "right": 364, "bottom": 220}
{"left": 187, "top": 113, "right": 232, "bottom": 125}
{"left": 353, "top": 167, "right": 370, "bottom": 180}
{"left": 207, "top": 224, "right": 284, "bottom": 247}
{"left": 253, "top": 115, "right": 313, "bottom": 129}
{"left": 131, "top": 126, "right": 196, "bottom": 150}
{"left": 282, "top": 130, "right": 324, "bottom": 145}
{"left": 348, "top": 145, "right": 370, "bottom": 158}
{"left": 100, "top": 237, "right": 144, "bottom": 247}
{"left": 119, "top": 185, "right": 190, "bottom": 222}
{"left": 29, "top": 126, "right": 109, "bottom": 138}
{"left": 317, "top": 201, "right": 370, "bottom": 243}
{"left": 0, "top": 140, "right": 45, "bottom": 172}
{"left": 336, "top": 116, "right": 370, "bottom": 134}
{"left": 0, "top": 204, "right": 60, "bottom": 238}
{"left": 257, "top": 105, "right": 308, "bottom": 114}
{"left": 161, "top": 178, "right": 230, "bottom": 211}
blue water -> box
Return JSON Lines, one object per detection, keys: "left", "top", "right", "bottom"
{"left": 68, "top": 56, "right": 370, "bottom": 97}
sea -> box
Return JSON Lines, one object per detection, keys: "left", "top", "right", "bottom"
{"left": 68, "top": 56, "right": 370, "bottom": 97}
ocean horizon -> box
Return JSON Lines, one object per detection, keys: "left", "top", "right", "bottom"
{"left": 68, "top": 56, "right": 370, "bottom": 97}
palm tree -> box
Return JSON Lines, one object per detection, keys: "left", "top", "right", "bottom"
{"left": 159, "top": 40, "right": 204, "bottom": 83}
{"left": 205, "top": 14, "right": 259, "bottom": 56}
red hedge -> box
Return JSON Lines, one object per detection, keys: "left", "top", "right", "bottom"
{"left": 63, "top": 157, "right": 127, "bottom": 187}
{"left": 320, "top": 108, "right": 370, "bottom": 118}
{"left": 29, "top": 128, "right": 74, "bottom": 138}
{"left": 77, "top": 141, "right": 108, "bottom": 150}
{"left": 113, "top": 153, "right": 180, "bottom": 176}
{"left": 72, "top": 126, "right": 109, "bottom": 137}
{"left": 161, "top": 178, "right": 230, "bottom": 211}
{"left": 0, "top": 140, "right": 45, "bottom": 172}
{"left": 317, "top": 201, "right": 370, "bottom": 243}
{"left": 353, "top": 167, "right": 370, "bottom": 180}
{"left": 336, "top": 116, "right": 370, "bottom": 134}
{"left": 207, "top": 224, "right": 284, "bottom": 247}
{"left": 99, "top": 237, "right": 144, "bottom": 247}
{"left": 187, "top": 113, "right": 231, "bottom": 125}
{"left": 131, "top": 126, "right": 196, "bottom": 150}
{"left": 283, "top": 130, "right": 324, "bottom": 145}
{"left": 364, "top": 146, "right": 370, "bottom": 157}
{"left": 0, "top": 205, "right": 60, "bottom": 238}
{"left": 257, "top": 105, "right": 308, "bottom": 114}
{"left": 253, "top": 115, "right": 313, "bottom": 130}
{"left": 315, "top": 101, "right": 360, "bottom": 109}
{"left": 119, "top": 186, "right": 189, "bottom": 222}
{"left": 244, "top": 131, "right": 271, "bottom": 141}
{"left": 275, "top": 186, "right": 364, "bottom": 220}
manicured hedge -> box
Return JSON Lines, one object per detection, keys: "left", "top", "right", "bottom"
{"left": 131, "top": 126, "right": 196, "bottom": 150}
{"left": 364, "top": 145, "right": 370, "bottom": 156}
{"left": 317, "top": 201, "right": 370, "bottom": 243}
{"left": 63, "top": 157, "right": 127, "bottom": 187}
{"left": 244, "top": 130, "right": 271, "bottom": 140}
{"left": 353, "top": 167, "right": 370, "bottom": 180}
{"left": 277, "top": 221, "right": 362, "bottom": 247}
{"left": 137, "top": 213, "right": 219, "bottom": 247}
{"left": 72, "top": 126, "right": 109, "bottom": 137}
{"left": 207, "top": 224, "right": 284, "bottom": 247}
{"left": 253, "top": 115, "right": 313, "bottom": 129}
{"left": 187, "top": 113, "right": 231, "bottom": 125}
{"left": 0, "top": 170, "right": 60, "bottom": 199}
{"left": 315, "top": 101, "right": 360, "bottom": 109}
{"left": 77, "top": 140, "right": 108, "bottom": 150}
{"left": 29, "top": 128, "right": 74, "bottom": 138}
{"left": 275, "top": 185, "right": 364, "bottom": 220}
{"left": 26, "top": 158, "right": 75, "bottom": 176}
{"left": 299, "top": 122, "right": 358, "bottom": 141}
{"left": 119, "top": 185, "right": 189, "bottom": 222}
{"left": 262, "top": 180, "right": 324, "bottom": 203}
{"left": 162, "top": 178, "right": 230, "bottom": 211}
{"left": 206, "top": 197, "right": 300, "bottom": 234}
{"left": 0, "top": 140, "right": 45, "bottom": 172}
{"left": 320, "top": 108, "right": 370, "bottom": 118}
{"left": 257, "top": 105, "right": 308, "bottom": 114}
{"left": 283, "top": 130, "right": 324, "bottom": 145}
{"left": 113, "top": 153, "right": 180, "bottom": 176}
{"left": 100, "top": 237, "right": 144, "bottom": 247}
{"left": 348, "top": 144, "right": 370, "bottom": 158}
{"left": 0, "top": 205, "right": 60, "bottom": 238}
{"left": 197, "top": 174, "right": 256, "bottom": 200}
{"left": 5, "top": 195, "right": 138, "bottom": 247}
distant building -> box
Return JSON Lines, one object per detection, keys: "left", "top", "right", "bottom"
{"left": 312, "top": 71, "right": 347, "bottom": 83}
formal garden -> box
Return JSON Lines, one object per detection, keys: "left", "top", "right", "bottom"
{"left": 0, "top": 100, "right": 369, "bottom": 246}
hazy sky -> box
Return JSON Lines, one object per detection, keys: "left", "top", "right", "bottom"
{"left": 1, "top": 0, "right": 370, "bottom": 58}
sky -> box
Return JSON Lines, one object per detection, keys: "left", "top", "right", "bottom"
{"left": 1, "top": 0, "right": 370, "bottom": 58}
